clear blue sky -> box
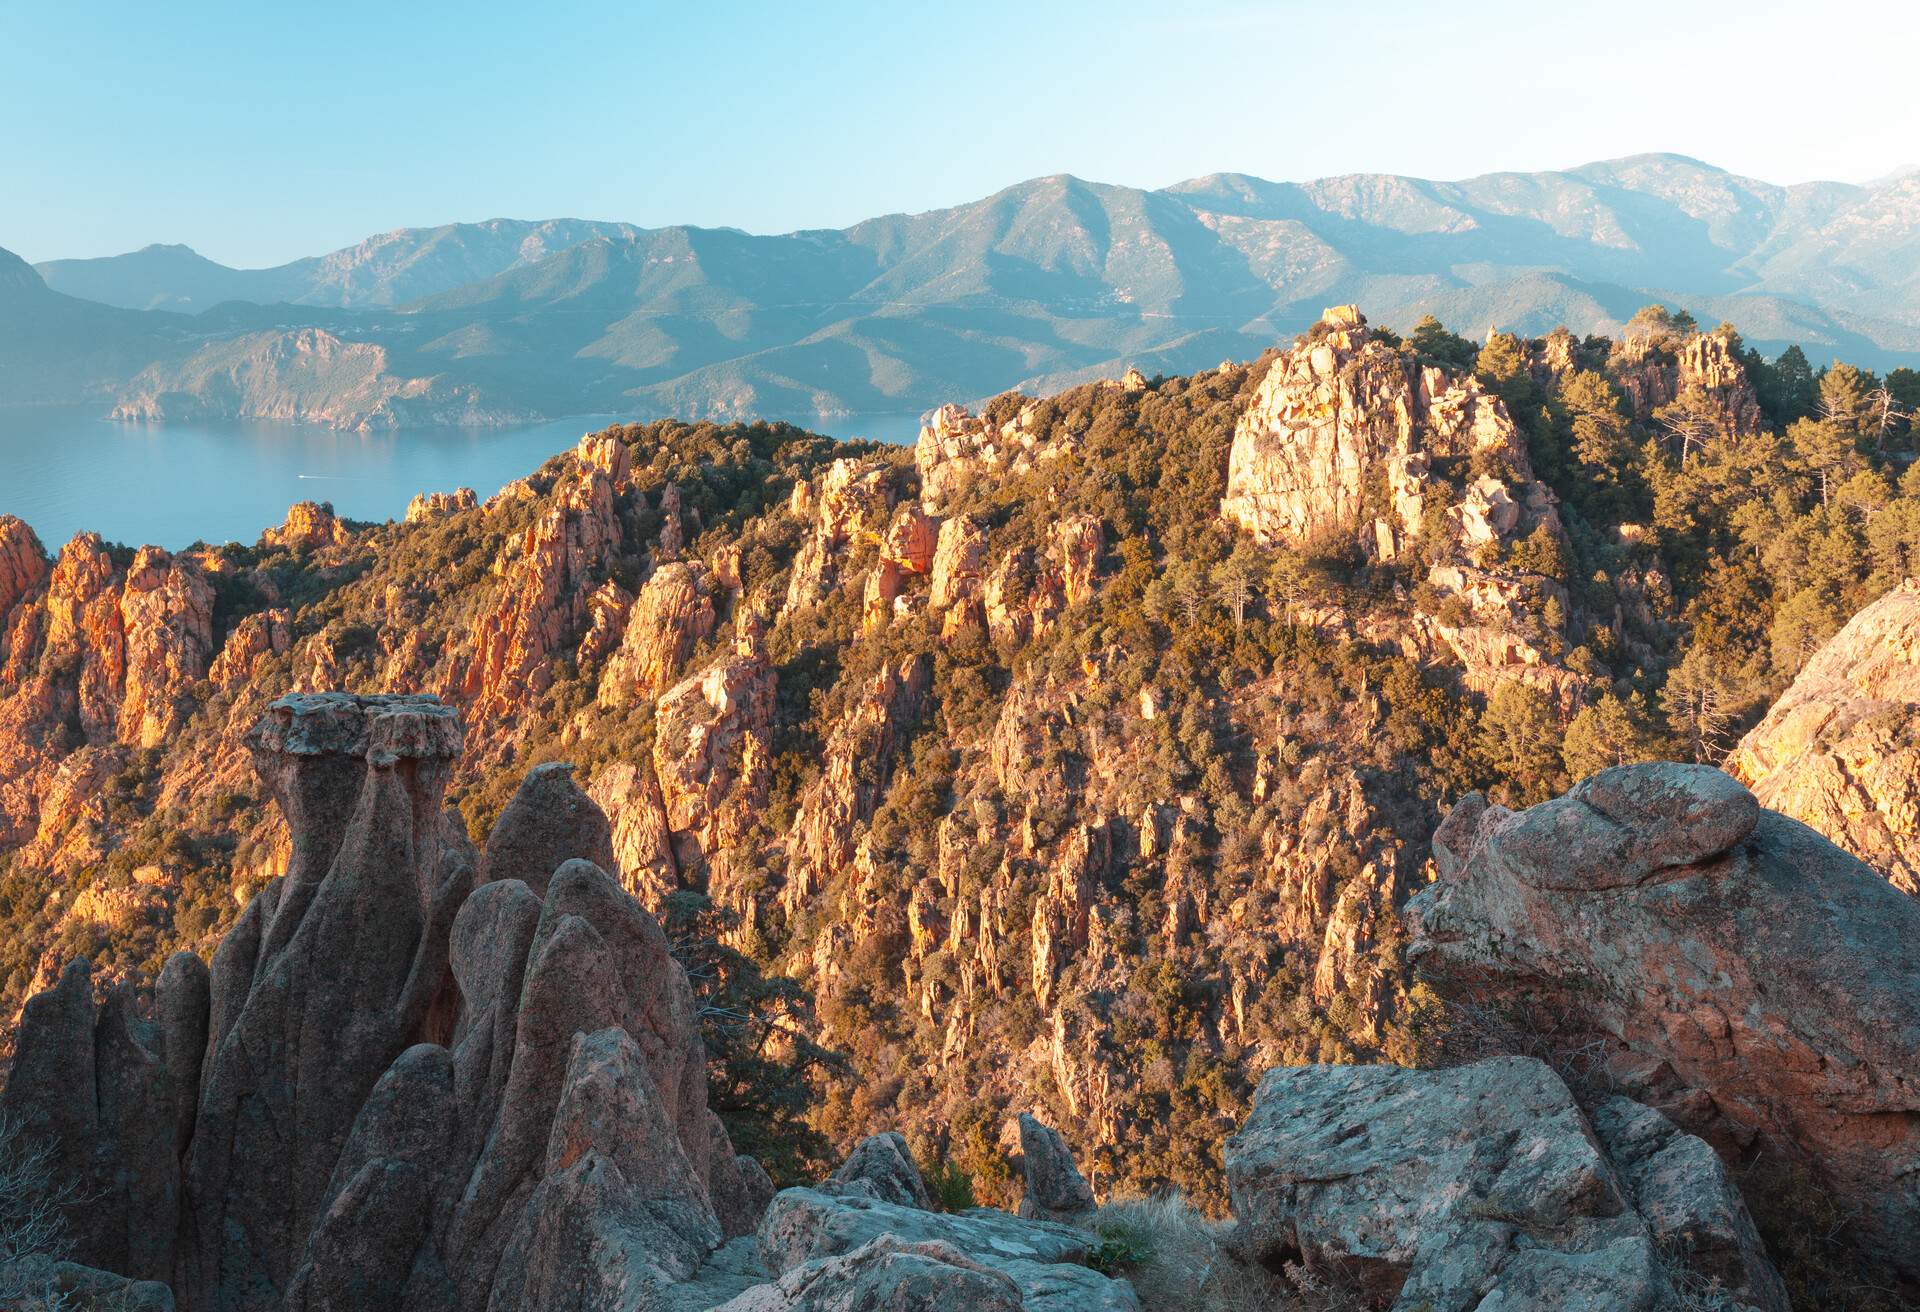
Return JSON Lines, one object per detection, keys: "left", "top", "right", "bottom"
{"left": 5, "top": 0, "right": 1915, "bottom": 267}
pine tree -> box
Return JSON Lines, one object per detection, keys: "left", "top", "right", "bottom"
{"left": 1787, "top": 417, "right": 1862, "bottom": 507}
{"left": 1818, "top": 361, "right": 1877, "bottom": 434}
{"left": 1771, "top": 345, "right": 1817, "bottom": 422}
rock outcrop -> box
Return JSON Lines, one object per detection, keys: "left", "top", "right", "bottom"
{"left": 1727, "top": 577, "right": 1920, "bottom": 895}
{"left": 652, "top": 651, "right": 776, "bottom": 888}
{"left": 1613, "top": 327, "right": 1764, "bottom": 436}
{"left": 822, "top": 1132, "right": 933, "bottom": 1210}
{"left": 459, "top": 461, "right": 621, "bottom": 723}
{"left": 1007, "top": 1114, "right": 1097, "bottom": 1226}
{"left": 263, "top": 501, "right": 353, "bottom": 551}
{"left": 785, "top": 655, "right": 929, "bottom": 908}
{"left": 210, "top": 608, "right": 292, "bottom": 686}
{"left": 0, "top": 692, "right": 763, "bottom": 1312}
{"left": 597, "top": 561, "right": 720, "bottom": 708}
{"left": 0, "top": 514, "right": 47, "bottom": 619}
{"left": 1406, "top": 762, "right": 1920, "bottom": 1285}
{"left": 914, "top": 403, "right": 1080, "bottom": 514}
{"left": 1225, "top": 1056, "right": 1785, "bottom": 1311}
{"left": 1222, "top": 305, "right": 1537, "bottom": 551}
{"left": 1222, "top": 306, "right": 1580, "bottom": 700}
{"left": 405, "top": 488, "right": 478, "bottom": 523}
{"left": 755, "top": 1188, "right": 1137, "bottom": 1311}
{"left": 117, "top": 546, "right": 216, "bottom": 747}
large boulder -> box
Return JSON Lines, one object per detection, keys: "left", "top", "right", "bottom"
{"left": 1727, "top": 577, "right": 1920, "bottom": 895}
{"left": 823, "top": 1132, "right": 932, "bottom": 1210}
{"left": 1224, "top": 1057, "right": 1785, "bottom": 1311}
{"left": 1007, "top": 1113, "right": 1097, "bottom": 1226}
{"left": 715, "top": 1236, "right": 1023, "bottom": 1312}
{"left": 1406, "top": 762, "right": 1920, "bottom": 1287}
{"left": 756, "top": 1188, "right": 1138, "bottom": 1311}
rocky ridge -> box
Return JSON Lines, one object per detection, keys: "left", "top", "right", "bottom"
{"left": 0, "top": 692, "right": 1145, "bottom": 1312}
{"left": 16, "top": 746, "right": 1913, "bottom": 1308}
{"left": 1, "top": 303, "right": 1916, "bottom": 1249}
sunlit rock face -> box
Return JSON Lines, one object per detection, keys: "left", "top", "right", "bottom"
{"left": 1407, "top": 762, "right": 1920, "bottom": 1288}
{"left": 1727, "top": 577, "right": 1920, "bottom": 896}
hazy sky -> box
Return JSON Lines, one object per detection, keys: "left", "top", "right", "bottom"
{"left": 6, "top": 0, "right": 1916, "bottom": 267}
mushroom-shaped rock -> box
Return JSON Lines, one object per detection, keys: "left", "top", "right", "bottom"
{"left": 184, "top": 692, "right": 470, "bottom": 1309}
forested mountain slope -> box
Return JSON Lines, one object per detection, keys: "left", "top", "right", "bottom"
{"left": 0, "top": 303, "right": 1915, "bottom": 1211}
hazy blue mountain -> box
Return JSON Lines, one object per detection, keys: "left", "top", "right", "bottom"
{"left": 0, "top": 248, "right": 199, "bottom": 404}
{"left": 12, "top": 154, "right": 1920, "bottom": 428}
{"left": 34, "top": 219, "right": 644, "bottom": 311}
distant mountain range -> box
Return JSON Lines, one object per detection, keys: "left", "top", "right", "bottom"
{"left": 8, "top": 154, "right": 1920, "bottom": 429}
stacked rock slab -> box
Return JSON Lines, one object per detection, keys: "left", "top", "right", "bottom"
{"left": 1406, "top": 762, "right": 1920, "bottom": 1289}
{"left": 1224, "top": 1057, "right": 1785, "bottom": 1311}
{"left": 0, "top": 692, "right": 756, "bottom": 1312}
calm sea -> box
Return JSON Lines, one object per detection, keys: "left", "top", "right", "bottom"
{"left": 0, "top": 408, "right": 926, "bottom": 551}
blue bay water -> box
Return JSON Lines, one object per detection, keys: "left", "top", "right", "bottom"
{"left": 0, "top": 407, "right": 926, "bottom": 551}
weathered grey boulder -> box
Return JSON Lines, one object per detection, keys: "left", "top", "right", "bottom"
{"left": 1406, "top": 762, "right": 1920, "bottom": 1287}
{"left": 480, "top": 760, "right": 618, "bottom": 896}
{"left": 1224, "top": 1057, "right": 1785, "bottom": 1312}
{"left": 1008, "top": 1113, "right": 1097, "bottom": 1226}
{"left": 822, "top": 1132, "right": 932, "bottom": 1210}
{"left": 1589, "top": 1097, "right": 1787, "bottom": 1311}
{"left": 0, "top": 1256, "right": 175, "bottom": 1311}
{"left": 757, "top": 1188, "right": 1138, "bottom": 1311}
{"left": 710, "top": 1112, "right": 778, "bottom": 1239}
{"left": 715, "top": 1236, "right": 1023, "bottom": 1311}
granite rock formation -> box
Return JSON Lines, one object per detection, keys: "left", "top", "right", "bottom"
{"left": 0, "top": 693, "right": 757, "bottom": 1312}
{"left": 1727, "top": 577, "right": 1920, "bottom": 895}
{"left": 1406, "top": 762, "right": 1920, "bottom": 1287}
{"left": 1007, "top": 1114, "right": 1097, "bottom": 1226}
{"left": 1224, "top": 1056, "right": 1785, "bottom": 1311}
